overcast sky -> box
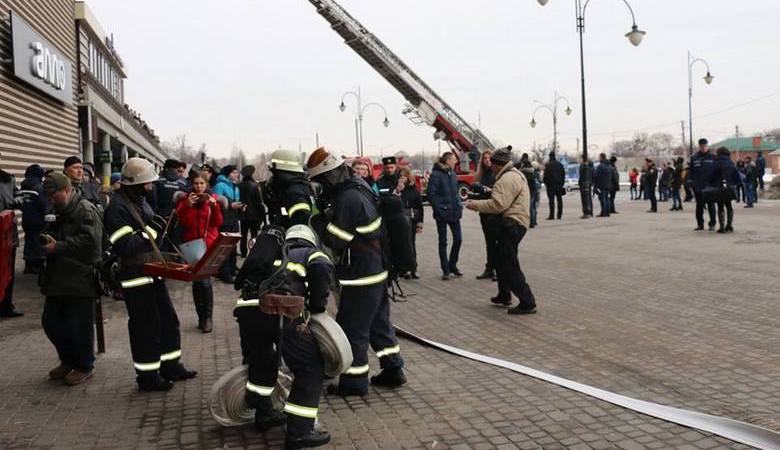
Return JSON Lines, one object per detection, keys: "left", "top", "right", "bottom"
{"left": 86, "top": 0, "right": 780, "bottom": 159}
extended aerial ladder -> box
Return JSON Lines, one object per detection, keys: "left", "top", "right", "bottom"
{"left": 308, "top": 0, "right": 495, "bottom": 168}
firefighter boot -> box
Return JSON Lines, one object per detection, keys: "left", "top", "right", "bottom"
{"left": 285, "top": 430, "right": 331, "bottom": 449}
{"left": 160, "top": 363, "right": 198, "bottom": 382}
{"left": 370, "top": 367, "right": 407, "bottom": 388}
{"left": 137, "top": 373, "right": 174, "bottom": 392}
{"left": 254, "top": 397, "right": 286, "bottom": 432}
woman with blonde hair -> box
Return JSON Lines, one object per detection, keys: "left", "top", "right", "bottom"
{"left": 398, "top": 168, "right": 423, "bottom": 279}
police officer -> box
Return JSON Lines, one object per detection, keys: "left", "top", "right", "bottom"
{"left": 306, "top": 147, "right": 406, "bottom": 396}
{"left": 152, "top": 159, "right": 189, "bottom": 218}
{"left": 234, "top": 225, "right": 332, "bottom": 449}
{"left": 690, "top": 138, "right": 717, "bottom": 230}
{"left": 104, "top": 158, "right": 196, "bottom": 391}
{"left": 374, "top": 156, "right": 400, "bottom": 195}
{"left": 40, "top": 173, "right": 103, "bottom": 386}
{"left": 265, "top": 149, "right": 314, "bottom": 228}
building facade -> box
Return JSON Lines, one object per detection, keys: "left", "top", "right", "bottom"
{"left": 1, "top": 1, "right": 166, "bottom": 183}
{"left": 0, "top": 0, "right": 79, "bottom": 179}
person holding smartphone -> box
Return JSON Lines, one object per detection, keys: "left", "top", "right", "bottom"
{"left": 213, "top": 165, "right": 243, "bottom": 283}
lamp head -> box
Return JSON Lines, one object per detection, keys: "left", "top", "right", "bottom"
{"left": 537, "top": 0, "right": 549, "bottom": 5}
{"left": 530, "top": 118, "right": 537, "bottom": 128}
{"left": 704, "top": 72, "right": 714, "bottom": 85}
{"left": 626, "top": 25, "right": 646, "bottom": 47}
{"left": 565, "top": 106, "right": 572, "bottom": 116}
{"left": 339, "top": 102, "right": 346, "bottom": 112}
{"left": 383, "top": 117, "right": 390, "bottom": 128}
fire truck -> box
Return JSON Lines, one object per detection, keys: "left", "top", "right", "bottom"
{"left": 309, "top": 0, "right": 495, "bottom": 200}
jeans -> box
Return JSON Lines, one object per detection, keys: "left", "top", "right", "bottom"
{"left": 42, "top": 296, "right": 95, "bottom": 372}
{"left": 546, "top": 187, "right": 563, "bottom": 219}
{"left": 192, "top": 278, "right": 214, "bottom": 321}
{"left": 629, "top": 184, "right": 638, "bottom": 200}
{"left": 746, "top": 182, "right": 756, "bottom": 206}
{"left": 671, "top": 188, "right": 682, "bottom": 209}
{"left": 435, "top": 220, "right": 462, "bottom": 275}
{"left": 495, "top": 222, "right": 536, "bottom": 309}
{"left": 598, "top": 190, "right": 610, "bottom": 216}
{"left": 580, "top": 187, "right": 593, "bottom": 216}
{"left": 530, "top": 190, "right": 540, "bottom": 225}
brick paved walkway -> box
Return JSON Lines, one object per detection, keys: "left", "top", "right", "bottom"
{"left": 1, "top": 193, "right": 778, "bottom": 449}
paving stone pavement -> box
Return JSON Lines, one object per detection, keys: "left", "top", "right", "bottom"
{"left": 1, "top": 193, "right": 778, "bottom": 449}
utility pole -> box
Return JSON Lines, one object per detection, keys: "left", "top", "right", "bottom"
{"left": 735, "top": 125, "right": 740, "bottom": 160}
{"left": 680, "top": 121, "right": 686, "bottom": 156}
{"left": 315, "top": 132, "right": 319, "bottom": 148}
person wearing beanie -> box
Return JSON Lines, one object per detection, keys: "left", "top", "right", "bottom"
{"left": 212, "top": 165, "right": 242, "bottom": 283}
{"left": 238, "top": 165, "right": 266, "bottom": 257}
{"left": 542, "top": 152, "right": 566, "bottom": 220}
{"left": 466, "top": 147, "right": 537, "bottom": 315}
{"left": 40, "top": 173, "right": 103, "bottom": 386}
{"left": 63, "top": 156, "right": 103, "bottom": 208}
{"left": 19, "top": 164, "right": 48, "bottom": 275}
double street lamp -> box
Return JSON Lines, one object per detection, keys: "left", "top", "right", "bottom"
{"left": 530, "top": 91, "right": 572, "bottom": 154}
{"left": 687, "top": 51, "right": 714, "bottom": 156}
{"left": 536, "top": 0, "right": 646, "bottom": 161}
{"left": 339, "top": 87, "right": 390, "bottom": 157}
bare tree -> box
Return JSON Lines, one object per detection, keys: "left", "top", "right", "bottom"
{"left": 161, "top": 134, "right": 206, "bottom": 166}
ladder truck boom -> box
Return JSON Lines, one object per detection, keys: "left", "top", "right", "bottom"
{"left": 308, "top": 0, "right": 495, "bottom": 160}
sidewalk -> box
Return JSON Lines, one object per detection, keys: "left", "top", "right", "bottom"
{"left": 1, "top": 193, "right": 777, "bottom": 449}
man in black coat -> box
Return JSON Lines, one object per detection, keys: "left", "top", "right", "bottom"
{"left": 578, "top": 156, "right": 593, "bottom": 219}
{"left": 593, "top": 154, "right": 612, "bottom": 217}
{"left": 238, "top": 165, "right": 266, "bottom": 257}
{"left": 690, "top": 138, "right": 717, "bottom": 230}
{"left": 644, "top": 159, "right": 659, "bottom": 213}
{"left": 542, "top": 152, "right": 565, "bottom": 220}
{"left": 609, "top": 156, "right": 620, "bottom": 214}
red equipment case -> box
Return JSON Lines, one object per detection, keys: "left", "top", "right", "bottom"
{"left": 143, "top": 233, "right": 240, "bottom": 282}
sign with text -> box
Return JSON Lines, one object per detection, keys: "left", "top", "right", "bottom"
{"left": 10, "top": 10, "right": 73, "bottom": 105}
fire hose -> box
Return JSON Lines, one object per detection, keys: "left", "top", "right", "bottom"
{"left": 394, "top": 327, "right": 780, "bottom": 450}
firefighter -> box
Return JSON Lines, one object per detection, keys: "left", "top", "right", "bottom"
{"left": 306, "top": 147, "right": 406, "bottom": 396}
{"left": 104, "top": 158, "right": 197, "bottom": 391}
{"left": 265, "top": 149, "right": 314, "bottom": 228}
{"left": 233, "top": 225, "right": 332, "bottom": 449}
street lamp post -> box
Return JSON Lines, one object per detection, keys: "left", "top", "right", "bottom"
{"left": 687, "top": 51, "right": 714, "bottom": 157}
{"left": 530, "top": 91, "right": 572, "bottom": 154}
{"left": 536, "top": 0, "right": 646, "bottom": 161}
{"left": 340, "top": 87, "right": 390, "bottom": 157}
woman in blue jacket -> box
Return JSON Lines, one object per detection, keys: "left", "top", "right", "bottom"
{"left": 426, "top": 152, "right": 463, "bottom": 280}
{"left": 212, "top": 165, "right": 243, "bottom": 283}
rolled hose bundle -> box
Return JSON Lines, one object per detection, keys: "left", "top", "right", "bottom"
{"left": 309, "top": 312, "right": 353, "bottom": 378}
{"left": 208, "top": 365, "right": 292, "bottom": 427}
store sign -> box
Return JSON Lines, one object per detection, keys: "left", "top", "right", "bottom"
{"left": 10, "top": 11, "right": 73, "bottom": 105}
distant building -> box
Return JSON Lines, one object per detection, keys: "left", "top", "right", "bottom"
{"left": 710, "top": 137, "right": 780, "bottom": 174}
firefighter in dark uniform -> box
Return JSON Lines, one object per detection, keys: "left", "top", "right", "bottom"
{"left": 265, "top": 149, "right": 314, "bottom": 228}
{"left": 233, "top": 225, "right": 332, "bottom": 449}
{"left": 104, "top": 158, "right": 197, "bottom": 391}
{"left": 306, "top": 147, "right": 406, "bottom": 396}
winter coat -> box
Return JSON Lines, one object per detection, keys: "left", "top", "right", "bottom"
{"left": 152, "top": 169, "right": 189, "bottom": 217}
{"left": 238, "top": 177, "right": 265, "bottom": 224}
{"left": 42, "top": 192, "right": 103, "bottom": 298}
{"left": 175, "top": 194, "right": 224, "bottom": 247}
{"left": 542, "top": 159, "right": 565, "bottom": 190}
{"left": 610, "top": 164, "right": 620, "bottom": 192}
{"left": 20, "top": 174, "right": 47, "bottom": 231}
{"left": 472, "top": 163, "right": 530, "bottom": 229}
{"left": 400, "top": 184, "right": 424, "bottom": 226}
{"left": 427, "top": 163, "right": 462, "bottom": 223}
{"left": 756, "top": 155, "right": 766, "bottom": 173}
{"left": 711, "top": 155, "right": 740, "bottom": 188}
{"left": 629, "top": 170, "right": 639, "bottom": 185}
{"left": 0, "top": 169, "right": 19, "bottom": 247}
{"left": 593, "top": 161, "right": 612, "bottom": 191}
{"left": 212, "top": 174, "right": 241, "bottom": 231}
{"left": 690, "top": 151, "right": 716, "bottom": 190}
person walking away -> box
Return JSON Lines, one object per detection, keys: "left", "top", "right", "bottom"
{"left": 104, "top": 158, "right": 197, "bottom": 391}
{"left": 465, "top": 148, "right": 537, "bottom": 315}
{"left": 238, "top": 165, "right": 265, "bottom": 258}
{"left": 735, "top": 161, "right": 746, "bottom": 203}
{"left": 543, "top": 152, "right": 565, "bottom": 220}
{"left": 593, "top": 154, "right": 612, "bottom": 217}
{"left": 213, "top": 165, "right": 243, "bottom": 283}
{"left": 644, "top": 159, "right": 658, "bottom": 213}
{"left": 711, "top": 147, "right": 739, "bottom": 233}
{"left": 628, "top": 168, "right": 639, "bottom": 200}
{"left": 398, "top": 168, "right": 423, "bottom": 279}
{"left": 578, "top": 156, "right": 594, "bottom": 218}
{"left": 756, "top": 151, "right": 766, "bottom": 192}
{"left": 690, "top": 139, "right": 717, "bottom": 230}
{"left": 519, "top": 158, "right": 540, "bottom": 228}
{"left": 671, "top": 157, "right": 684, "bottom": 211}
{"left": 307, "top": 147, "right": 406, "bottom": 397}
{"left": 19, "top": 164, "right": 47, "bottom": 275}
{"left": 426, "top": 152, "right": 464, "bottom": 280}
{"left": 175, "top": 175, "right": 224, "bottom": 332}
{"left": 474, "top": 150, "right": 497, "bottom": 280}
{"left": 39, "top": 173, "right": 103, "bottom": 386}
{"left": 743, "top": 157, "right": 758, "bottom": 208}
{"left": 531, "top": 162, "right": 542, "bottom": 226}
{"left": 609, "top": 156, "right": 620, "bottom": 214}
{"left": 0, "top": 157, "right": 23, "bottom": 318}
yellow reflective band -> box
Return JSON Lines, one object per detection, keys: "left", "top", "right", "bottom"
{"left": 287, "top": 202, "right": 311, "bottom": 217}
{"left": 286, "top": 262, "right": 307, "bottom": 278}
{"left": 340, "top": 271, "right": 388, "bottom": 287}
{"left": 235, "top": 299, "right": 260, "bottom": 308}
{"left": 281, "top": 207, "right": 289, "bottom": 216}
{"left": 356, "top": 217, "right": 382, "bottom": 234}
{"left": 246, "top": 381, "right": 274, "bottom": 396}
{"left": 344, "top": 364, "right": 370, "bottom": 375}
{"left": 160, "top": 349, "right": 181, "bottom": 361}
{"left": 283, "top": 402, "right": 318, "bottom": 419}
{"left": 134, "top": 360, "right": 161, "bottom": 372}
{"left": 120, "top": 277, "right": 155, "bottom": 289}
{"left": 307, "top": 251, "right": 331, "bottom": 264}
{"left": 145, "top": 226, "right": 158, "bottom": 240}
{"left": 327, "top": 223, "right": 354, "bottom": 242}
{"left": 376, "top": 345, "right": 401, "bottom": 358}
{"left": 273, "top": 260, "right": 282, "bottom": 267}
{"left": 109, "top": 225, "right": 134, "bottom": 244}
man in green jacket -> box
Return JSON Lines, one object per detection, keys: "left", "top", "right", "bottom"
{"left": 40, "top": 173, "right": 104, "bottom": 386}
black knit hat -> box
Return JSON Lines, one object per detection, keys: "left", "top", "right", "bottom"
{"left": 220, "top": 165, "right": 237, "bottom": 176}
{"left": 63, "top": 156, "right": 82, "bottom": 169}
{"left": 163, "top": 159, "right": 179, "bottom": 169}
{"left": 490, "top": 148, "right": 512, "bottom": 165}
